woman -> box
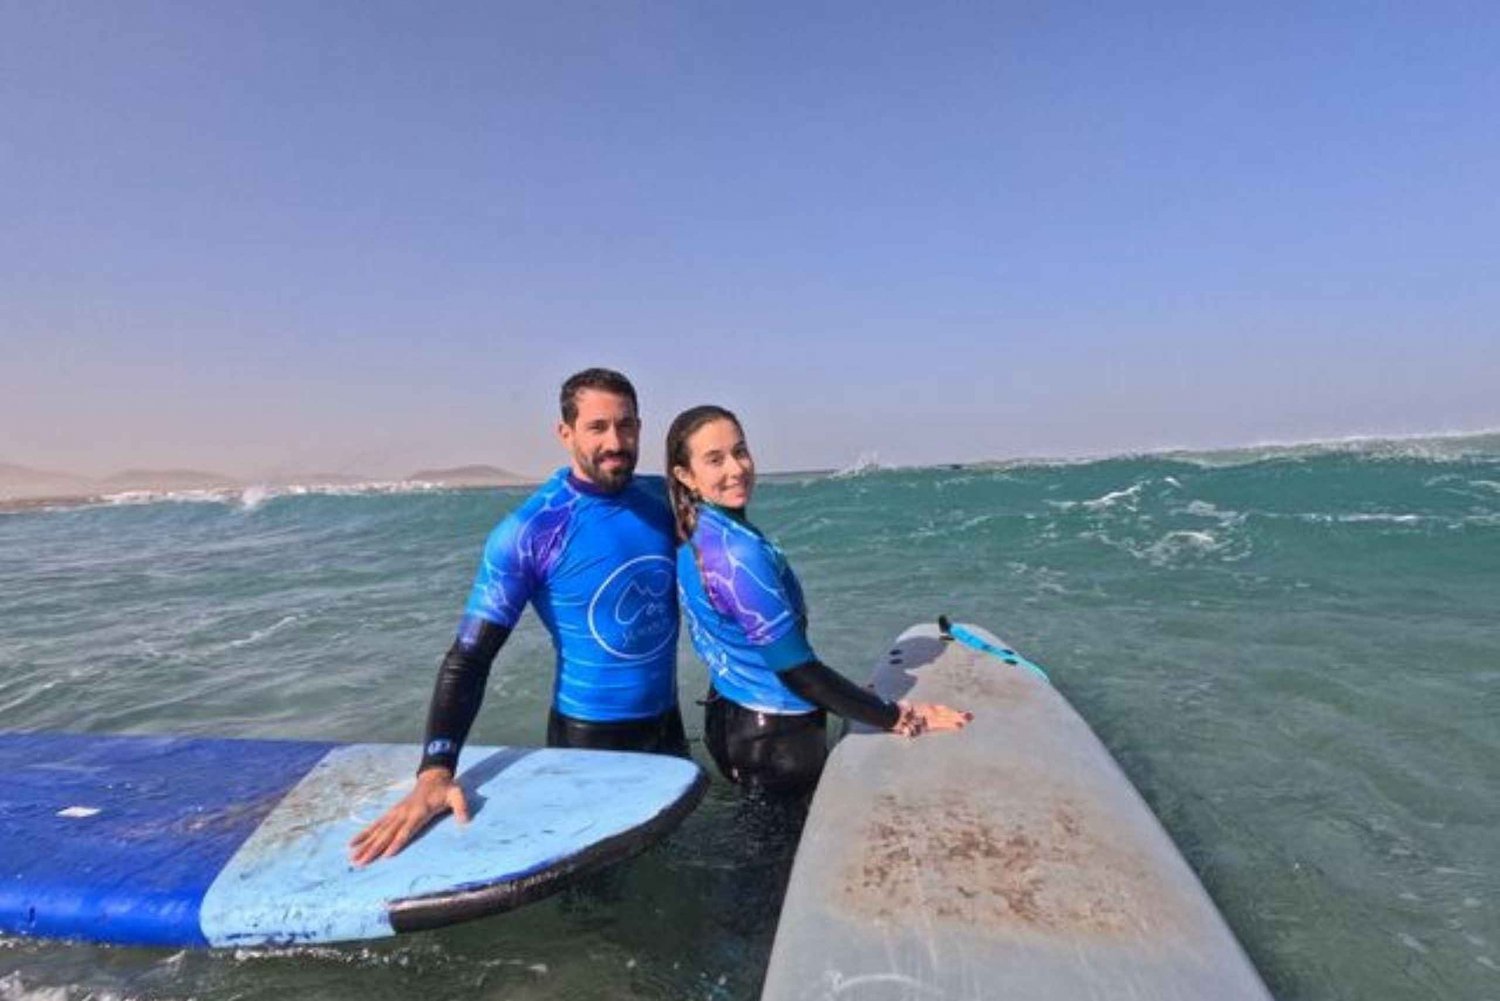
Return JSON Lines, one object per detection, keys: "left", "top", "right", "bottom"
{"left": 667, "top": 404, "right": 970, "bottom": 794}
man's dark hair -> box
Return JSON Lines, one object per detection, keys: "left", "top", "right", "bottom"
{"left": 560, "top": 368, "right": 638, "bottom": 425}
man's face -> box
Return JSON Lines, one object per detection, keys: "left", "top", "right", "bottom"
{"left": 558, "top": 388, "right": 640, "bottom": 492}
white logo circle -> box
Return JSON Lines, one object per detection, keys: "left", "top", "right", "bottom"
{"left": 587, "top": 555, "right": 676, "bottom": 660}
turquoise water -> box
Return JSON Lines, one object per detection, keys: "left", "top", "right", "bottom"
{"left": 2, "top": 436, "right": 1497, "bottom": 1000}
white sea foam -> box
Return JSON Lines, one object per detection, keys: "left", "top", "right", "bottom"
{"left": 103, "top": 488, "right": 229, "bottom": 507}
{"left": 1080, "top": 527, "right": 1241, "bottom": 566}
{"left": 226, "top": 615, "right": 300, "bottom": 649}
{"left": 1178, "top": 500, "right": 1247, "bottom": 524}
{"left": 0, "top": 475, "right": 493, "bottom": 516}
{"left": 88, "top": 480, "right": 461, "bottom": 511}
{"left": 829, "top": 451, "right": 884, "bottom": 479}
{"left": 1294, "top": 512, "right": 1427, "bottom": 526}
{"left": 1082, "top": 482, "right": 1146, "bottom": 511}
{"left": 963, "top": 429, "right": 1500, "bottom": 472}
{"left": 231, "top": 942, "right": 446, "bottom": 965}
{"left": 908, "top": 510, "right": 1006, "bottom": 540}
{"left": 222, "top": 938, "right": 570, "bottom": 972}
{"left": 0, "top": 972, "right": 129, "bottom": 1001}
{"left": 1419, "top": 475, "right": 1500, "bottom": 507}
{"left": 238, "top": 484, "right": 272, "bottom": 511}
{"left": 1339, "top": 513, "right": 1423, "bottom": 525}
{"left": 930, "top": 472, "right": 995, "bottom": 490}
{"left": 1144, "top": 530, "right": 1224, "bottom": 562}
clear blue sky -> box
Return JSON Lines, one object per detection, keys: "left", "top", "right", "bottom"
{"left": 3, "top": 2, "right": 1497, "bottom": 477}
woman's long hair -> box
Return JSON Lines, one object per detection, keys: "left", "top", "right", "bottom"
{"left": 665, "top": 404, "right": 743, "bottom": 545}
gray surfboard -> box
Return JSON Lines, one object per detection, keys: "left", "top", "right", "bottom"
{"left": 760, "top": 621, "right": 1272, "bottom": 1001}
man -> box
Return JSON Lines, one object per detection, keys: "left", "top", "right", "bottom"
{"left": 350, "top": 368, "right": 682, "bottom": 865}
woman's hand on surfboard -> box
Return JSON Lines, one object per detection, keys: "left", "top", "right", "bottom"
{"left": 892, "top": 700, "right": 972, "bottom": 737}
{"left": 348, "top": 767, "right": 471, "bottom": 866}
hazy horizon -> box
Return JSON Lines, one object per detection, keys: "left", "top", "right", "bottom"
{"left": 5, "top": 426, "right": 1499, "bottom": 488}
{"left": 5, "top": 4, "right": 1497, "bottom": 480}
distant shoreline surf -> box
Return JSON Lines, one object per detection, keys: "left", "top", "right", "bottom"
{"left": 0, "top": 479, "right": 541, "bottom": 516}
{"left": 4, "top": 429, "right": 1497, "bottom": 516}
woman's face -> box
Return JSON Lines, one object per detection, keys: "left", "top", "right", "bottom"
{"left": 674, "top": 418, "right": 755, "bottom": 509}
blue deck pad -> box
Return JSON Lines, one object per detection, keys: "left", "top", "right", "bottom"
{"left": 198, "top": 744, "right": 705, "bottom": 946}
{"left": 949, "top": 623, "right": 1051, "bottom": 683}
{"left": 0, "top": 733, "right": 334, "bottom": 946}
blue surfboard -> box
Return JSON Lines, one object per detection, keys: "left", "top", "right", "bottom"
{"left": 0, "top": 733, "right": 707, "bottom": 948}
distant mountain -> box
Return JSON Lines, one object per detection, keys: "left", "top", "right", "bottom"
{"left": 98, "top": 469, "right": 242, "bottom": 491}
{"left": 1, "top": 464, "right": 244, "bottom": 503}
{"left": 284, "top": 472, "right": 373, "bottom": 486}
{"left": 405, "top": 464, "right": 535, "bottom": 487}
{"left": 246, "top": 470, "right": 375, "bottom": 487}
{"left": 0, "top": 462, "right": 98, "bottom": 501}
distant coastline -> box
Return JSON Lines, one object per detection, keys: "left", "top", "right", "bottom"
{"left": 5, "top": 429, "right": 1497, "bottom": 515}
{"left": 0, "top": 463, "right": 538, "bottom": 514}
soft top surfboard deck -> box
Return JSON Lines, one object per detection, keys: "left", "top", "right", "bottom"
{"left": 760, "top": 621, "right": 1272, "bottom": 1001}
{"left": 0, "top": 733, "right": 706, "bottom": 948}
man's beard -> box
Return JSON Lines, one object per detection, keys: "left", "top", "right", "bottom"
{"left": 579, "top": 449, "right": 636, "bottom": 491}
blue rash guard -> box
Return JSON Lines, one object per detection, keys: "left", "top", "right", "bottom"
{"left": 460, "top": 468, "right": 679, "bottom": 722}
{"left": 678, "top": 503, "right": 819, "bottom": 714}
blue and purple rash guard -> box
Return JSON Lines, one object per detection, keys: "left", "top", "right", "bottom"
{"left": 678, "top": 503, "right": 819, "bottom": 714}
{"left": 459, "top": 469, "right": 679, "bottom": 722}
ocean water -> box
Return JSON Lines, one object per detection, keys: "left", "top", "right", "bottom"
{"left": 1, "top": 435, "right": 1496, "bottom": 1001}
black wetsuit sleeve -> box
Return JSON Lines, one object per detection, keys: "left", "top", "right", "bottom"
{"left": 418, "top": 619, "right": 511, "bottom": 774}
{"left": 779, "top": 660, "right": 901, "bottom": 730}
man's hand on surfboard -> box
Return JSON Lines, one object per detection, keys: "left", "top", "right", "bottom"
{"left": 348, "top": 767, "right": 471, "bottom": 866}
{"left": 893, "top": 701, "right": 972, "bottom": 737}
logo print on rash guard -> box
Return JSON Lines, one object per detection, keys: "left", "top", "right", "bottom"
{"left": 588, "top": 555, "right": 676, "bottom": 659}
{"left": 697, "top": 516, "right": 800, "bottom": 643}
